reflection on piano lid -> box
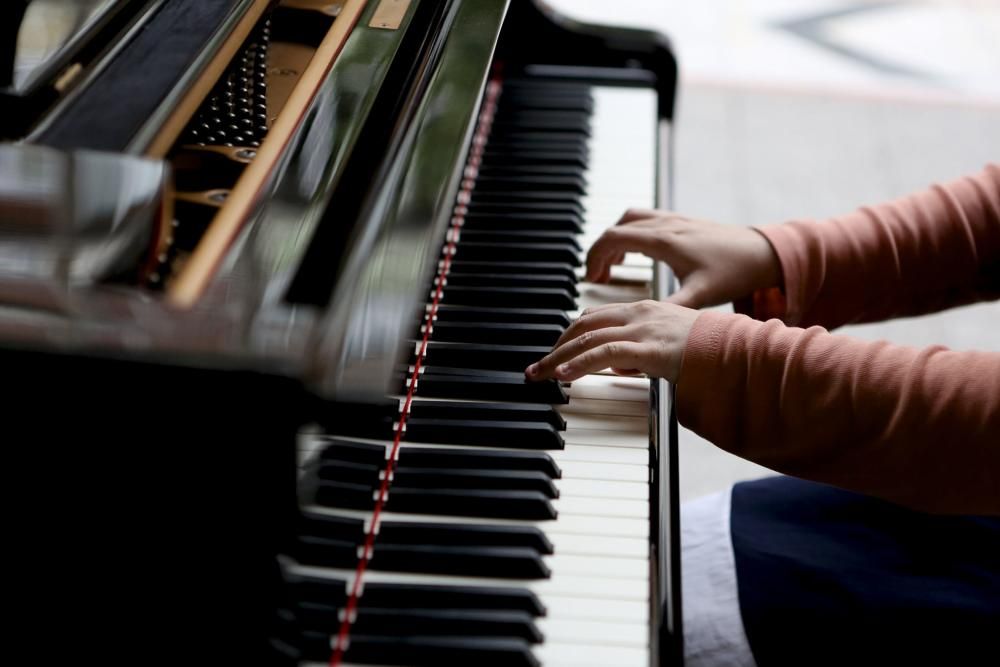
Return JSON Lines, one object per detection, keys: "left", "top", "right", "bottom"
{"left": 8, "top": 0, "right": 121, "bottom": 90}
{"left": 1, "top": 1, "right": 681, "bottom": 665}
{"left": 0, "top": 0, "right": 159, "bottom": 137}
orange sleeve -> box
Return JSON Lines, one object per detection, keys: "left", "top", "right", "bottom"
{"left": 676, "top": 311, "right": 1000, "bottom": 515}
{"left": 738, "top": 163, "right": 1000, "bottom": 327}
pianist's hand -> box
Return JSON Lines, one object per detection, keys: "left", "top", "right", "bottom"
{"left": 525, "top": 300, "right": 699, "bottom": 382}
{"left": 586, "top": 209, "right": 781, "bottom": 309}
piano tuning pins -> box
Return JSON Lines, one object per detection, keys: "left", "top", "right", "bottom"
{"left": 180, "top": 14, "right": 271, "bottom": 147}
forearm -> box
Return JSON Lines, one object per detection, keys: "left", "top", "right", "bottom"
{"left": 677, "top": 311, "right": 1000, "bottom": 515}
{"left": 749, "top": 164, "right": 1000, "bottom": 328}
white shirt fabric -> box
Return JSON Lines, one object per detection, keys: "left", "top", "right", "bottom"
{"left": 681, "top": 487, "right": 757, "bottom": 667}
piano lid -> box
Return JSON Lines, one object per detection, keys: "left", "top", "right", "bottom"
{"left": 0, "top": 0, "right": 515, "bottom": 404}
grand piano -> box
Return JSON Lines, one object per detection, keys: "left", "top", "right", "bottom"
{"left": 1, "top": 1, "right": 680, "bottom": 664}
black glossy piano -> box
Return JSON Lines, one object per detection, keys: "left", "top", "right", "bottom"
{"left": 0, "top": 1, "right": 680, "bottom": 665}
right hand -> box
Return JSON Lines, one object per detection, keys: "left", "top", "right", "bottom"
{"left": 586, "top": 209, "right": 783, "bottom": 309}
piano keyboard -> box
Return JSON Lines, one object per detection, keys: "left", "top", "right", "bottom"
{"left": 294, "top": 75, "right": 659, "bottom": 667}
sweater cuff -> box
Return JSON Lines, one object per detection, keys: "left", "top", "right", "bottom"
{"left": 753, "top": 223, "right": 809, "bottom": 326}
{"left": 676, "top": 310, "right": 733, "bottom": 427}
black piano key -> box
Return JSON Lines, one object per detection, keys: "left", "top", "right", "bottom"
{"left": 445, "top": 260, "right": 578, "bottom": 280}
{"left": 440, "top": 272, "right": 578, "bottom": 295}
{"left": 314, "top": 481, "right": 378, "bottom": 510}
{"left": 421, "top": 341, "right": 554, "bottom": 373}
{"left": 295, "top": 536, "right": 550, "bottom": 579}
{"left": 296, "top": 605, "right": 543, "bottom": 643}
{"left": 493, "top": 108, "right": 592, "bottom": 124}
{"left": 373, "top": 544, "right": 550, "bottom": 579}
{"left": 465, "top": 200, "right": 585, "bottom": 218}
{"left": 378, "top": 520, "right": 554, "bottom": 554}
{"left": 288, "top": 574, "right": 545, "bottom": 616}
{"left": 312, "top": 458, "right": 381, "bottom": 484}
{"left": 416, "top": 366, "right": 534, "bottom": 380}
{"left": 482, "top": 149, "right": 588, "bottom": 170}
{"left": 396, "top": 467, "right": 560, "bottom": 497}
{"left": 433, "top": 304, "right": 571, "bottom": 327}
{"left": 477, "top": 164, "right": 588, "bottom": 180}
{"left": 351, "top": 608, "right": 542, "bottom": 643}
{"left": 399, "top": 446, "right": 561, "bottom": 479}
{"left": 469, "top": 189, "right": 583, "bottom": 205}
{"left": 502, "top": 77, "right": 592, "bottom": 92}
{"left": 304, "top": 633, "right": 539, "bottom": 667}
{"left": 457, "top": 229, "right": 582, "bottom": 251}
{"left": 412, "top": 372, "right": 568, "bottom": 404}
{"left": 403, "top": 418, "right": 564, "bottom": 450}
{"left": 296, "top": 508, "right": 554, "bottom": 558}
{"left": 316, "top": 438, "right": 388, "bottom": 466}
{"left": 315, "top": 461, "right": 561, "bottom": 497}
{"left": 408, "top": 400, "right": 566, "bottom": 430}
{"left": 497, "top": 92, "right": 593, "bottom": 112}
{"left": 453, "top": 240, "right": 582, "bottom": 266}
{"left": 389, "top": 488, "right": 557, "bottom": 520}
{"left": 428, "top": 320, "right": 565, "bottom": 346}
{"left": 440, "top": 285, "right": 576, "bottom": 310}
{"left": 298, "top": 516, "right": 554, "bottom": 554}
{"left": 481, "top": 139, "right": 589, "bottom": 158}
{"left": 297, "top": 511, "right": 366, "bottom": 542}
{"left": 482, "top": 131, "right": 587, "bottom": 147}
{"left": 314, "top": 482, "right": 558, "bottom": 520}
{"left": 472, "top": 175, "right": 587, "bottom": 195}
{"left": 460, "top": 213, "right": 583, "bottom": 233}
{"left": 491, "top": 122, "right": 590, "bottom": 139}
{"left": 498, "top": 96, "right": 594, "bottom": 114}
{"left": 359, "top": 581, "right": 545, "bottom": 615}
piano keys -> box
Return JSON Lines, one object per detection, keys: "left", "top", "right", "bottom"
{"left": 292, "top": 77, "right": 668, "bottom": 666}
{"left": 0, "top": 1, "right": 680, "bottom": 665}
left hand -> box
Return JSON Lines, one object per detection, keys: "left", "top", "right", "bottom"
{"left": 524, "top": 300, "right": 700, "bottom": 383}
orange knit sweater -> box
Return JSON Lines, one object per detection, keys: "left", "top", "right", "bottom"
{"left": 676, "top": 164, "right": 1000, "bottom": 515}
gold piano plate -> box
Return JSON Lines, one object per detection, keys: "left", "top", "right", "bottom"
{"left": 369, "top": 0, "right": 411, "bottom": 30}
{"left": 158, "top": 0, "right": 369, "bottom": 306}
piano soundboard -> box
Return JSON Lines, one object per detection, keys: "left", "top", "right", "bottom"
{"left": 0, "top": 1, "right": 681, "bottom": 665}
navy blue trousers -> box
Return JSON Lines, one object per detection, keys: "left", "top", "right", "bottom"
{"left": 731, "top": 476, "right": 1000, "bottom": 666}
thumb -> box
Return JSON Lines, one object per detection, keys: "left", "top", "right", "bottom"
{"left": 664, "top": 282, "right": 704, "bottom": 309}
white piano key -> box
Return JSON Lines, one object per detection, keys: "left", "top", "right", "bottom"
{"left": 541, "top": 554, "right": 648, "bottom": 580}
{"left": 555, "top": 460, "right": 649, "bottom": 482}
{"left": 552, "top": 496, "right": 649, "bottom": 519}
{"left": 576, "top": 282, "right": 652, "bottom": 310}
{"left": 562, "top": 413, "right": 646, "bottom": 433}
{"left": 534, "top": 642, "right": 648, "bottom": 666}
{"left": 556, "top": 478, "right": 649, "bottom": 501}
{"left": 547, "top": 533, "right": 649, "bottom": 559}
{"left": 564, "top": 427, "right": 648, "bottom": 449}
{"left": 542, "top": 595, "right": 649, "bottom": 623}
{"left": 548, "top": 444, "right": 648, "bottom": 466}
{"left": 558, "top": 396, "right": 647, "bottom": 417}
{"left": 566, "top": 373, "right": 650, "bottom": 401}
{"left": 537, "top": 618, "right": 648, "bottom": 646}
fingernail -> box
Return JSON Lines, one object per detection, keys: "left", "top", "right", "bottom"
{"left": 526, "top": 363, "right": 538, "bottom": 377}
{"left": 556, "top": 363, "right": 571, "bottom": 378}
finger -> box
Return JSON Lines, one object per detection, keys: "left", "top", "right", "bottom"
{"left": 530, "top": 324, "right": 639, "bottom": 380}
{"left": 586, "top": 226, "right": 663, "bottom": 282}
{"left": 664, "top": 282, "right": 705, "bottom": 309}
{"left": 615, "top": 208, "right": 660, "bottom": 226}
{"left": 554, "top": 341, "right": 648, "bottom": 382}
{"left": 611, "top": 367, "right": 643, "bottom": 376}
{"left": 587, "top": 250, "right": 626, "bottom": 284}
{"left": 555, "top": 303, "right": 632, "bottom": 349}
